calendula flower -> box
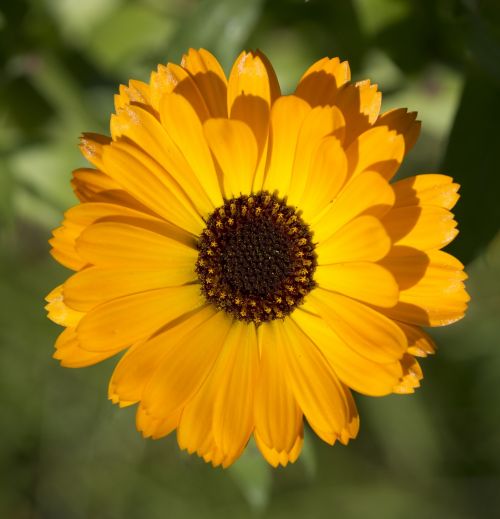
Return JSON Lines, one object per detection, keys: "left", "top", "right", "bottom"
{"left": 46, "top": 49, "right": 469, "bottom": 468}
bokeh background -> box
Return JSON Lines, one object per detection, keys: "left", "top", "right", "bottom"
{"left": 1, "top": 0, "right": 500, "bottom": 517}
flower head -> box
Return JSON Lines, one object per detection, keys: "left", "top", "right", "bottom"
{"left": 46, "top": 49, "right": 469, "bottom": 468}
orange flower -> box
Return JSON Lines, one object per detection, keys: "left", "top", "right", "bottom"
{"left": 46, "top": 49, "right": 469, "bottom": 468}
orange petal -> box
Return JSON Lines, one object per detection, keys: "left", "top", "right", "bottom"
{"left": 203, "top": 118, "right": 258, "bottom": 198}
{"left": 254, "top": 321, "right": 303, "bottom": 453}
{"left": 227, "top": 51, "right": 280, "bottom": 189}
{"left": 76, "top": 220, "right": 196, "bottom": 269}
{"left": 307, "top": 289, "right": 407, "bottom": 364}
{"left": 311, "top": 170, "right": 395, "bottom": 242}
{"left": 159, "top": 93, "right": 223, "bottom": 210}
{"left": 315, "top": 262, "right": 399, "bottom": 308}
{"left": 335, "top": 81, "right": 381, "bottom": 144}
{"left": 79, "top": 133, "right": 112, "bottom": 170}
{"left": 375, "top": 108, "right": 420, "bottom": 154}
{"left": 316, "top": 215, "right": 391, "bottom": 264}
{"left": 45, "top": 285, "right": 85, "bottom": 327}
{"left": 262, "top": 95, "right": 311, "bottom": 196}
{"left": 109, "top": 305, "right": 215, "bottom": 405}
{"left": 382, "top": 206, "right": 458, "bottom": 250}
{"left": 142, "top": 311, "right": 232, "bottom": 419}
{"left": 298, "top": 136, "right": 348, "bottom": 223}
{"left": 254, "top": 427, "right": 304, "bottom": 468}
{"left": 53, "top": 327, "right": 119, "bottom": 368}
{"left": 379, "top": 260, "right": 469, "bottom": 327}
{"left": 212, "top": 321, "right": 259, "bottom": 463}
{"left": 49, "top": 201, "right": 182, "bottom": 272}
{"left": 227, "top": 50, "right": 280, "bottom": 116}
{"left": 150, "top": 62, "right": 210, "bottom": 121}
{"left": 136, "top": 404, "right": 181, "bottom": 440}
{"left": 346, "top": 126, "right": 404, "bottom": 181}
{"left": 102, "top": 140, "right": 205, "bottom": 234}
{"left": 181, "top": 48, "right": 228, "bottom": 118}
{"left": 114, "top": 79, "right": 151, "bottom": 113}
{"left": 287, "top": 105, "right": 346, "bottom": 207}
{"left": 71, "top": 167, "right": 120, "bottom": 202}
{"left": 392, "top": 174, "right": 460, "bottom": 210}
{"left": 278, "top": 319, "right": 357, "bottom": 446}
{"left": 397, "top": 322, "right": 436, "bottom": 357}
{"left": 293, "top": 307, "right": 405, "bottom": 396}
{"left": 76, "top": 284, "right": 204, "bottom": 352}
{"left": 393, "top": 354, "right": 423, "bottom": 394}
{"left": 110, "top": 104, "right": 216, "bottom": 221}
{"left": 295, "top": 57, "right": 351, "bottom": 107}
{"left": 64, "top": 265, "right": 197, "bottom": 312}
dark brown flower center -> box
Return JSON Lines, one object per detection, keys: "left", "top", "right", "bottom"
{"left": 196, "top": 191, "right": 317, "bottom": 324}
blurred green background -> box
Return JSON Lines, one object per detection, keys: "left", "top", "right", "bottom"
{"left": 1, "top": 0, "right": 499, "bottom": 517}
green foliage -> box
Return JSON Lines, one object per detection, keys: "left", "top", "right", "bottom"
{"left": 0, "top": 0, "right": 498, "bottom": 517}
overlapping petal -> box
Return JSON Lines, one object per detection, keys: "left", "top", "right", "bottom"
{"left": 47, "top": 48, "right": 468, "bottom": 470}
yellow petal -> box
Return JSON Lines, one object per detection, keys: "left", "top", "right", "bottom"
{"left": 53, "top": 327, "right": 119, "bottom": 368}
{"left": 311, "top": 171, "right": 395, "bottom": 242}
{"left": 102, "top": 140, "right": 205, "bottom": 234}
{"left": 316, "top": 215, "right": 391, "bottom": 264}
{"left": 76, "top": 219, "right": 197, "bottom": 268}
{"left": 76, "top": 284, "right": 204, "bottom": 352}
{"left": 393, "top": 354, "right": 423, "bottom": 394}
{"left": 176, "top": 371, "right": 217, "bottom": 457}
{"left": 380, "top": 248, "right": 467, "bottom": 291}
{"left": 150, "top": 62, "right": 210, "bottom": 120}
{"left": 181, "top": 48, "right": 228, "bottom": 118}
{"left": 109, "top": 305, "right": 215, "bottom": 404}
{"left": 254, "top": 427, "right": 304, "bottom": 468}
{"left": 110, "top": 102, "right": 217, "bottom": 216}
{"left": 375, "top": 108, "right": 421, "bottom": 154}
{"left": 227, "top": 51, "right": 279, "bottom": 191}
{"left": 307, "top": 289, "right": 407, "bottom": 364}
{"left": 142, "top": 310, "right": 232, "bottom": 419}
{"left": 254, "top": 321, "right": 303, "bottom": 453}
{"left": 49, "top": 201, "right": 186, "bottom": 272}
{"left": 71, "top": 168, "right": 120, "bottom": 202}
{"left": 295, "top": 57, "right": 351, "bottom": 106}
{"left": 278, "top": 319, "right": 355, "bottom": 445}
{"left": 148, "top": 64, "right": 180, "bottom": 112}
{"left": 346, "top": 126, "right": 404, "bottom": 180}
{"left": 212, "top": 321, "right": 259, "bottom": 462}
{"left": 64, "top": 265, "right": 197, "bottom": 312}
{"left": 335, "top": 81, "right": 381, "bottom": 144}
{"left": 379, "top": 274, "right": 469, "bottom": 327}
{"left": 159, "top": 93, "right": 223, "bottom": 210}
{"left": 392, "top": 174, "right": 460, "bottom": 210}
{"left": 50, "top": 224, "right": 87, "bottom": 271}
{"left": 397, "top": 322, "right": 436, "bottom": 357}
{"left": 114, "top": 79, "right": 151, "bottom": 113}
{"left": 76, "top": 221, "right": 197, "bottom": 269}
{"left": 287, "top": 105, "right": 346, "bottom": 207}
{"left": 293, "top": 307, "right": 404, "bottom": 396}
{"left": 262, "top": 95, "right": 311, "bottom": 196}
{"left": 316, "top": 262, "right": 399, "bottom": 308}
{"left": 79, "top": 133, "right": 112, "bottom": 170}
{"left": 382, "top": 206, "right": 458, "bottom": 250}
{"left": 136, "top": 404, "right": 181, "bottom": 440}
{"left": 203, "top": 118, "right": 258, "bottom": 198}
{"left": 227, "top": 50, "right": 280, "bottom": 119}
{"left": 298, "top": 136, "right": 348, "bottom": 223}
{"left": 45, "top": 285, "right": 85, "bottom": 327}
